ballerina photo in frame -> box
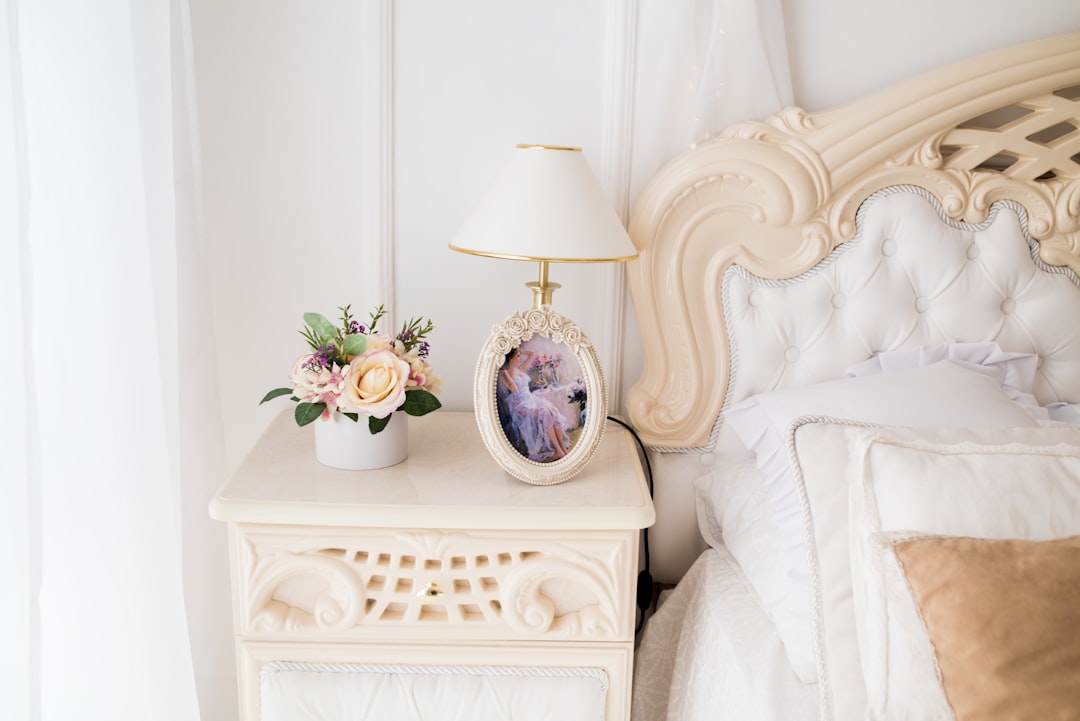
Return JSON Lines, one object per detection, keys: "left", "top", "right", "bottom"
{"left": 474, "top": 306, "right": 606, "bottom": 485}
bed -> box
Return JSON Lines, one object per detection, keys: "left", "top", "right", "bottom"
{"left": 625, "top": 33, "right": 1080, "bottom": 721}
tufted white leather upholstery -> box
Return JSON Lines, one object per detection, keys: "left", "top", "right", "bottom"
{"left": 723, "top": 187, "right": 1080, "bottom": 412}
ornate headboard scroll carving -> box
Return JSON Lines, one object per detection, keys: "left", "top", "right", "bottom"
{"left": 626, "top": 33, "right": 1080, "bottom": 448}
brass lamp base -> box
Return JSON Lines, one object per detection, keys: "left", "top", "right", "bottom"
{"left": 526, "top": 260, "right": 561, "bottom": 308}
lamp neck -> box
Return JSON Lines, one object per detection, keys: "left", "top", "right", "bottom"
{"left": 525, "top": 260, "right": 561, "bottom": 309}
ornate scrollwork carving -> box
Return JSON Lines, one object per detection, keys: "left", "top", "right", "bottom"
{"left": 625, "top": 35, "right": 1080, "bottom": 448}
{"left": 241, "top": 531, "right": 628, "bottom": 639}
{"left": 247, "top": 552, "right": 366, "bottom": 634}
{"left": 500, "top": 553, "right": 618, "bottom": 638}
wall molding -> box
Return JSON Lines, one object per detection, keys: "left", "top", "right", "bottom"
{"left": 358, "top": 0, "right": 396, "bottom": 322}
{"left": 598, "top": 0, "right": 638, "bottom": 415}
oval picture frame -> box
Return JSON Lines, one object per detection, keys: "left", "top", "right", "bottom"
{"left": 473, "top": 306, "right": 606, "bottom": 485}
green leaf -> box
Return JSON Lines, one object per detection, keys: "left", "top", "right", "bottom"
{"left": 368, "top": 414, "right": 391, "bottom": 435}
{"left": 295, "top": 402, "right": 326, "bottom": 426}
{"left": 303, "top": 312, "right": 337, "bottom": 342}
{"left": 342, "top": 412, "right": 359, "bottom": 423}
{"left": 341, "top": 333, "right": 367, "bottom": 358}
{"left": 260, "top": 387, "right": 294, "bottom": 404}
{"left": 401, "top": 389, "right": 442, "bottom": 417}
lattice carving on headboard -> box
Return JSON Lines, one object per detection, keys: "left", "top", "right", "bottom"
{"left": 626, "top": 33, "right": 1080, "bottom": 448}
{"left": 942, "top": 85, "right": 1080, "bottom": 180}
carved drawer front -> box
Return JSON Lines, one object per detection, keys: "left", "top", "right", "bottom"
{"left": 235, "top": 525, "right": 635, "bottom": 643}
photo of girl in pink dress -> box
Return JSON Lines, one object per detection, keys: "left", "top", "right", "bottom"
{"left": 496, "top": 338, "right": 586, "bottom": 463}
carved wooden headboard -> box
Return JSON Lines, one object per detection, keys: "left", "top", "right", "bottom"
{"left": 624, "top": 33, "right": 1080, "bottom": 580}
{"left": 627, "top": 32, "right": 1080, "bottom": 450}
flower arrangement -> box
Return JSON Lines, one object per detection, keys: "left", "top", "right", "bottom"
{"left": 529, "top": 351, "right": 565, "bottom": 388}
{"left": 260, "top": 304, "right": 442, "bottom": 434}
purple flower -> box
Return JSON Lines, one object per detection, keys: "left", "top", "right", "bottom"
{"left": 302, "top": 343, "right": 337, "bottom": 371}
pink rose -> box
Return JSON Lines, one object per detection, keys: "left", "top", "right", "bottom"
{"left": 340, "top": 349, "right": 410, "bottom": 418}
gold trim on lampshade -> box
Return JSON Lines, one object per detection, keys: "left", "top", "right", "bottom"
{"left": 450, "top": 144, "right": 638, "bottom": 264}
{"left": 516, "top": 143, "right": 581, "bottom": 152}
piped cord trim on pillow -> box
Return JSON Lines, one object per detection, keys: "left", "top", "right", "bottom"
{"left": 786, "top": 414, "right": 887, "bottom": 721}
{"left": 847, "top": 427, "right": 1080, "bottom": 721}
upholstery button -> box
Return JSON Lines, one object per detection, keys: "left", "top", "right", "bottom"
{"left": 832, "top": 292, "right": 847, "bottom": 309}
{"left": 967, "top": 243, "right": 980, "bottom": 260}
{"left": 785, "top": 346, "right": 801, "bottom": 363}
{"left": 748, "top": 290, "right": 762, "bottom": 307}
{"left": 1036, "top": 356, "right": 1044, "bottom": 369}
{"left": 881, "top": 239, "right": 897, "bottom": 257}
{"left": 914, "top": 296, "right": 929, "bottom": 313}
{"left": 1001, "top": 298, "right": 1016, "bottom": 314}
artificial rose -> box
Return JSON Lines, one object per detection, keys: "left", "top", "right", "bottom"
{"left": 363, "top": 332, "right": 392, "bottom": 352}
{"left": 405, "top": 354, "right": 442, "bottom": 395}
{"left": 341, "top": 349, "right": 410, "bottom": 418}
{"left": 289, "top": 353, "right": 346, "bottom": 412}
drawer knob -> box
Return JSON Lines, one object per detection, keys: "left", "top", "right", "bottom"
{"left": 418, "top": 582, "right": 444, "bottom": 599}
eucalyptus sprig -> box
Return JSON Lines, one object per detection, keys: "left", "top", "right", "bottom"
{"left": 297, "top": 304, "right": 368, "bottom": 369}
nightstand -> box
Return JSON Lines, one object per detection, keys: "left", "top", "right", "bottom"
{"left": 210, "top": 410, "right": 654, "bottom": 721}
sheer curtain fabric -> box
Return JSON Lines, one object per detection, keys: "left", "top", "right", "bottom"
{"left": 1, "top": 1, "right": 219, "bottom": 719}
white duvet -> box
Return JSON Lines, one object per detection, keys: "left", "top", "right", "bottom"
{"left": 632, "top": 545, "right": 818, "bottom": 721}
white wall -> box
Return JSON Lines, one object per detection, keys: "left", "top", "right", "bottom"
{"left": 783, "top": 0, "right": 1080, "bottom": 111}
{"left": 188, "top": 2, "right": 1080, "bottom": 718}
{"left": 194, "top": 0, "right": 1080, "bottom": 473}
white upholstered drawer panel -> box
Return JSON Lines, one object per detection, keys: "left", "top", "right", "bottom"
{"left": 232, "top": 524, "right": 637, "bottom": 642}
{"left": 260, "top": 662, "right": 608, "bottom": 721}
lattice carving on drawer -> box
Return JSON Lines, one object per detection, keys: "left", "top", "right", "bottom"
{"left": 241, "top": 529, "right": 624, "bottom": 640}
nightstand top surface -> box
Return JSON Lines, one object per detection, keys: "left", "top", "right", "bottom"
{"left": 211, "top": 411, "right": 655, "bottom": 530}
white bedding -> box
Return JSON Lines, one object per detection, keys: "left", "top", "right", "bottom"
{"left": 624, "top": 34, "right": 1080, "bottom": 721}
{"left": 636, "top": 345, "right": 1076, "bottom": 721}
{"left": 631, "top": 545, "right": 817, "bottom": 721}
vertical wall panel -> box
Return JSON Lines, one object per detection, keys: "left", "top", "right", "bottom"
{"left": 357, "top": 1, "right": 396, "bottom": 318}
{"left": 597, "top": 0, "right": 638, "bottom": 416}
{"left": 193, "top": 1, "right": 371, "bottom": 469}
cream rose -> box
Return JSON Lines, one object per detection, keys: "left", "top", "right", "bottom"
{"left": 341, "top": 349, "right": 410, "bottom": 418}
{"left": 362, "top": 332, "right": 392, "bottom": 352}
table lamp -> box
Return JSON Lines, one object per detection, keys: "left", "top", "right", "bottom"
{"left": 451, "top": 143, "right": 638, "bottom": 485}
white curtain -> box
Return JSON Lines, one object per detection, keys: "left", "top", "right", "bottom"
{"left": 616, "top": 0, "right": 794, "bottom": 590}
{"left": 1, "top": 0, "right": 224, "bottom": 719}
{"left": 630, "top": 0, "right": 794, "bottom": 203}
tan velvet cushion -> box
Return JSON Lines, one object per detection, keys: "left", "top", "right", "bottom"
{"left": 894, "top": 534, "right": 1080, "bottom": 721}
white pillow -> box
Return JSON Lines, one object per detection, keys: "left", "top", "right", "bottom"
{"left": 721, "top": 360, "right": 1041, "bottom": 685}
{"left": 847, "top": 425, "right": 1080, "bottom": 721}
{"left": 692, "top": 422, "right": 757, "bottom": 549}
{"left": 787, "top": 419, "right": 878, "bottom": 720}
{"left": 789, "top": 421, "right": 1080, "bottom": 721}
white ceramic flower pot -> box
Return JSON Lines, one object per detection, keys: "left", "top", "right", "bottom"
{"left": 314, "top": 411, "right": 408, "bottom": 470}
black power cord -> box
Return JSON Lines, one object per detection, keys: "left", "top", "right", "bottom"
{"left": 606, "top": 415, "right": 655, "bottom": 634}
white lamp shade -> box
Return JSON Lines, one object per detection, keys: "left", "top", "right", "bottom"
{"left": 450, "top": 144, "right": 638, "bottom": 263}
